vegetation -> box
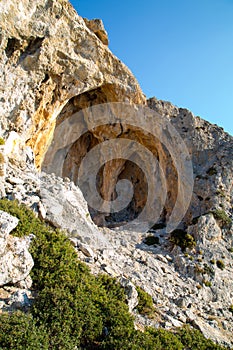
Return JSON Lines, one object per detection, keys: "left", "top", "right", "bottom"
{"left": 0, "top": 312, "right": 49, "bottom": 350}
{"left": 136, "top": 286, "right": 155, "bottom": 317}
{"left": 229, "top": 305, "right": 233, "bottom": 314}
{"left": 176, "top": 325, "right": 225, "bottom": 350}
{"left": 0, "top": 137, "right": 5, "bottom": 145}
{"left": 0, "top": 199, "right": 227, "bottom": 349}
{"left": 206, "top": 167, "right": 217, "bottom": 176}
{"left": 144, "top": 235, "right": 160, "bottom": 246}
{"left": 203, "top": 280, "right": 212, "bottom": 287}
{"left": 211, "top": 209, "right": 231, "bottom": 228}
{"left": 216, "top": 260, "right": 225, "bottom": 270}
{"left": 169, "top": 229, "right": 196, "bottom": 251}
{"left": 203, "top": 263, "right": 214, "bottom": 276}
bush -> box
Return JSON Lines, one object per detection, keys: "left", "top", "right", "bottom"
{"left": 203, "top": 263, "right": 214, "bottom": 276}
{"left": 0, "top": 312, "right": 49, "bottom": 349}
{"left": 0, "top": 137, "right": 5, "bottom": 145}
{"left": 176, "top": 325, "right": 225, "bottom": 349}
{"left": 211, "top": 210, "right": 231, "bottom": 228}
{"left": 143, "top": 328, "right": 183, "bottom": 350}
{"left": 0, "top": 199, "right": 135, "bottom": 349}
{"left": 170, "top": 229, "right": 196, "bottom": 251}
{"left": 144, "top": 235, "right": 160, "bottom": 246}
{"left": 136, "top": 286, "right": 155, "bottom": 317}
{"left": 216, "top": 260, "right": 225, "bottom": 270}
{"left": 203, "top": 280, "right": 212, "bottom": 287}
{"left": 0, "top": 199, "right": 228, "bottom": 350}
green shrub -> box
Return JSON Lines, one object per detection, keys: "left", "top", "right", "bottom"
{"left": 216, "top": 260, "right": 225, "bottom": 270}
{"left": 0, "top": 199, "right": 228, "bottom": 350}
{"left": 211, "top": 209, "right": 231, "bottom": 228}
{"left": 229, "top": 305, "right": 233, "bottom": 314}
{"left": 0, "top": 199, "right": 135, "bottom": 349}
{"left": 143, "top": 328, "right": 183, "bottom": 350}
{"left": 136, "top": 286, "right": 155, "bottom": 317}
{"left": 170, "top": 229, "right": 196, "bottom": 251}
{"left": 0, "top": 137, "right": 5, "bottom": 145}
{"left": 177, "top": 325, "right": 225, "bottom": 349}
{"left": 203, "top": 263, "right": 214, "bottom": 276}
{"left": 144, "top": 235, "right": 160, "bottom": 246}
{"left": 0, "top": 311, "right": 49, "bottom": 350}
{"left": 203, "top": 280, "right": 212, "bottom": 287}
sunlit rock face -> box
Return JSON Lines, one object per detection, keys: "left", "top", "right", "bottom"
{"left": 148, "top": 98, "right": 233, "bottom": 223}
{"left": 0, "top": 0, "right": 145, "bottom": 169}
{"left": 0, "top": 0, "right": 232, "bottom": 231}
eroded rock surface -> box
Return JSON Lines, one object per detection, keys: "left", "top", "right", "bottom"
{"left": 148, "top": 97, "right": 233, "bottom": 224}
{"left": 0, "top": 0, "right": 144, "bottom": 168}
{"left": 0, "top": 0, "right": 232, "bottom": 347}
{"left": 0, "top": 211, "right": 34, "bottom": 286}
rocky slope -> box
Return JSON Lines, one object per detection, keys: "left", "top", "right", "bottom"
{"left": 0, "top": 0, "right": 232, "bottom": 348}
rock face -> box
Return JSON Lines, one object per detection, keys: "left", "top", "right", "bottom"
{"left": 0, "top": 0, "right": 232, "bottom": 348}
{"left": 39, "top": 172, "right": 109, "bottom": 248}
{"left": 147, "top": 97, "right": 233, "bottom": 225}
{"left": 83, "top": 18, "right": 109, "bottom": 45}
{"left": 0, "top": 211, "right": 34, "bottom": 286}
{"left": 0, "top": 0, "right": 145, "bottom": 168}
{"left": 75, "top": 224, "right": 233, "bottom": 348}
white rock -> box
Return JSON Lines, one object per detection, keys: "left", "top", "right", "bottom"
{"left": 0, "top": 210, "right": 19, "bottom": 254}
{"left": 120, "top": 277, "right": 138, "bottom": 312}
{"left": 0, "top": 236, "right": 34, "bottom": 286}
{"left": 0, "top": 211, "right": 34, "bottom": 287}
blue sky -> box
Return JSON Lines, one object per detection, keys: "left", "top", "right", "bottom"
{"left": 70, "top": 0, "right": 233, "bottom": 136}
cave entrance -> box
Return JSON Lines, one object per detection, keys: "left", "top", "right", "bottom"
{"left": 42, "top": 85, "right": 178, "bottom": 229}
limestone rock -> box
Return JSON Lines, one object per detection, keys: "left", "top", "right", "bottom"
{"left": 189, "top": 214, "right": 222, "bottom": 244}
{"left": 84, "top": 18, "right": 109, "bottom": 45}
{"left": 120, "top": 277, "right": 138, "bottom": 312}
{"left": 148, "top": 97, "right": 233, "bottom": 226}
{"left": 0, "top": 210, "right": 18, "bottom": 254}
{"left": 0, "top": 0, "right": 232, "bottom": 347}
{"left": 78, "top": 243, "right": 95, "bottom": 258}
{"left": 39, "top": 172, "right": 109, "bottom": 248}
{"left": 0, "top": 211, "right": 34, "bottom": 286}
{"left": 0, "top": 286, "right": 34, "bottom": 312}
{"left": 0, "top": 0, "right": 144, "bottom": 168}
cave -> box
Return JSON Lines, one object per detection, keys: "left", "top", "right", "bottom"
{"left": 42, "top": 85, "right": 179, "bottom": 230}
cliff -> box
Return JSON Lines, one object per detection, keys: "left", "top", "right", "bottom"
{"left": 0, "top": 0, "right": 232, "bottom": 348}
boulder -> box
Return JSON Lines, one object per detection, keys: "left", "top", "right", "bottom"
{"left": 0, "top": 211, "right": 34, "bottom": 286}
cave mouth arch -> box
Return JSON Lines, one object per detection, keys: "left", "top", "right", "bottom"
{"left": 42, "top": 86, "right": 179, "bottom": 229}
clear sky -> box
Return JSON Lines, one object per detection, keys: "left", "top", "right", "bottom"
{"left": 70, "top": 0, "right": 233, "bottom": 136}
